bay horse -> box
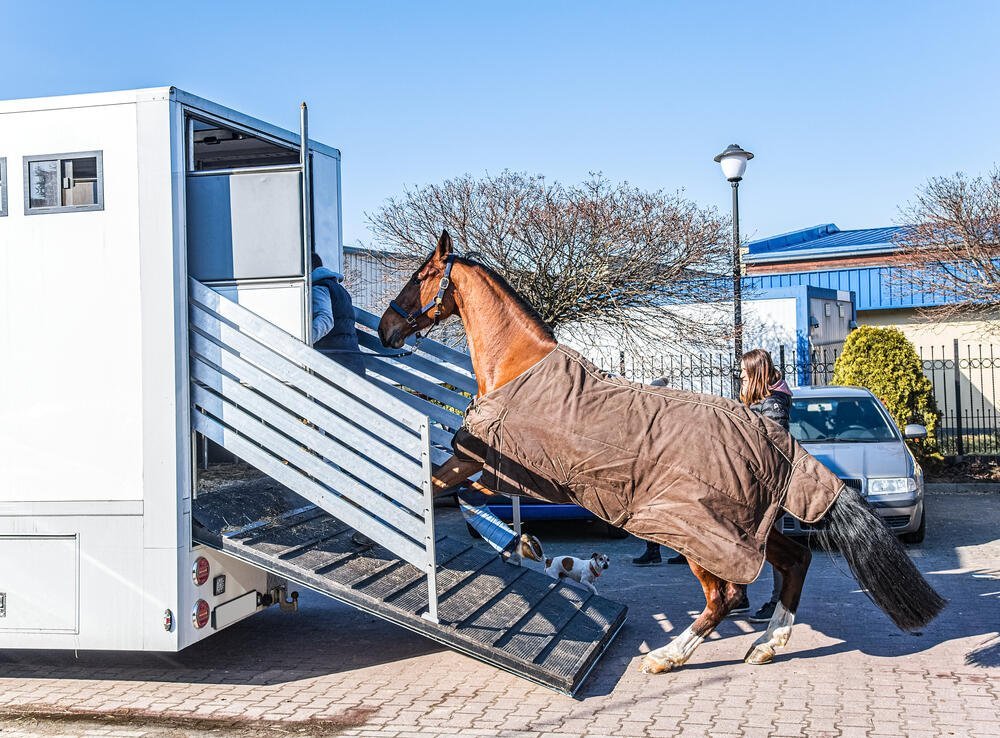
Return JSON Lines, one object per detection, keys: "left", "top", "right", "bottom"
{"left": 378, "top": 230, "right": 945, "bottom": 673}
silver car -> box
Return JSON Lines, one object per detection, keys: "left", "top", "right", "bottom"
{"left": 780, "top": 386, "right": 927, "bottom": 543}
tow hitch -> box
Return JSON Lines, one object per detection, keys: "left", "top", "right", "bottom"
{"left": 258, "top": 585, "right": 298, "bottom": 612}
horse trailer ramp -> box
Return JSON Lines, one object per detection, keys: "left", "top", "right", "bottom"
{"left": 193, "top": 484, "right": 628, "bottom": 695}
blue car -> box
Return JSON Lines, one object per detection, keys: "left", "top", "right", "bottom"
{"left": 458, "top": 487, "right": 628, "bottom": 538}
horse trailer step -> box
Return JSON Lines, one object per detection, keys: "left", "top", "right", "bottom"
{"left": 193, "top": 486, "right": 627, "bottom": 695}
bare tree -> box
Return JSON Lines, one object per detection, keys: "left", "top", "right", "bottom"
{"left": 365, "top": 171, "right": 732, "bottom": 352}
{"left": 893, "top": 167, "right": 1000, "bottom": 327}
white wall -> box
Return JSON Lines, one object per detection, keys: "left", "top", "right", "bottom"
{"left": 743, "top": 298, "right": 797, "bottom": 354}
{"left": 0, "top": 100, "right": 147, "bottom": 503}
{"left": 859, "top": 308, "right": 1000, "bottom": 344}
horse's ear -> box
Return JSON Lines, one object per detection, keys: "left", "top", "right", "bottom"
{"left": 433, "top": 229, "right": 453, "bottom": 264}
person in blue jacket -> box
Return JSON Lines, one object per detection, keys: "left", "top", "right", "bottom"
{"left": 311, "top": 253, "right": 366, "bottom": 376}
{"left": 311, "top": 253, "right": 371, "bottom": 548}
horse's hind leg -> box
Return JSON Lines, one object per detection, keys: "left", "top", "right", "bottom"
{"left": 640, "top": 563, "right": 744, "bottom": 674}
{"left": 745, "top": 529, "right": 812, "bottom": 665}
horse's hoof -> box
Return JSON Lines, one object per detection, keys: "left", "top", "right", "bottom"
{"left": 639, "top": 654, "right": 674, "bottom": 674}
{"left": 744, "top": 643, "right": 775, "bottom": 665}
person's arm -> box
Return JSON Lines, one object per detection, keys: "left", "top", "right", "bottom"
{"left": 311, "top": 286, "right": 333, "bottom": 342}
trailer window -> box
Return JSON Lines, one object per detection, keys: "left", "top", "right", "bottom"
{"left": 23, "top": 152, "right": 104, "bottom": 214}
{"left": 189, "top": 118, "right": 299, "bottom": 172}
{"left": 0, "top": 158, "right": 7, "bottom": 216}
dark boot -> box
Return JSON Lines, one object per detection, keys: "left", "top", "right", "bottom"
{"left": 666, "top": 553, "right": 688, "bottom": 565}
{"left": 631, "top": 541, "right": 662, "bottom": 566}
{"left": 749, "top": 600, "right": 778, "bottom": 623}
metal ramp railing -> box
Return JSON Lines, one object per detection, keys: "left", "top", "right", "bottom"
{"left": 348, "top": 308, "right": 476, "bottom": 467}
{"left": 188, "top": 278, "right": 445, "bottom": 621}
{"left": 345, "top": 311, "right": 524, "bottom": 545}
{"left": 188, "top": 282, "right": 628, "bottom": 693}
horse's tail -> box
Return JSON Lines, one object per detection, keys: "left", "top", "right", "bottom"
{"left": 814, "top": 484, "right": 945, "bottom": 632}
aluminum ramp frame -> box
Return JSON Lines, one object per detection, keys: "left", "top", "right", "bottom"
{"left": 192, "top": 486, "right": 627, "bottom": 696}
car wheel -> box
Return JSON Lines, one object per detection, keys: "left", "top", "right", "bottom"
{"left": 605, "top": 523, "right": 630, "bottom": 539}
{"left": 901, "top": 510, "right": 926, "bottom": 544}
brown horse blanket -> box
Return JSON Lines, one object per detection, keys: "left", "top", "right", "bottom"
{"left": 453, "top": 345, "right": 844, "bottom": 584}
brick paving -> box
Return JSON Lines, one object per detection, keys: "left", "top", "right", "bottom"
{"left": 0, "top": 490, "right": 998, "bottom": 737}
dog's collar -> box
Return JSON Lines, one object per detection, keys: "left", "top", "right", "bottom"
{"left": 589, "top": 560, "right": 602, "bottom": 578}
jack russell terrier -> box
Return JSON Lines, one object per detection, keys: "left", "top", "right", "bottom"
{"left": 488, "top": 533, "right": 610, "bottom": 594}
{"left": 544, "top": 552, "right": 611, "bottom": 594}
{"left": 514, "top": 534, "right": 610, "bottom": 594}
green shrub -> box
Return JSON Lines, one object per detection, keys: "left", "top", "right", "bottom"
{"left": 832, "top": 326, "right": 942, "bottom": 463}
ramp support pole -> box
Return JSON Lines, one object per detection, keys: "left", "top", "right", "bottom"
{"left": 419, "top": 419, "right": 439, "bottom": 623}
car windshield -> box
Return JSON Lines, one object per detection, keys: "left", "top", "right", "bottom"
{"left": 789, "top": 397, "right": 898, "bottom": 443}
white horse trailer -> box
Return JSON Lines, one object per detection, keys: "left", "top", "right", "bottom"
{"left": 0, "top": 87, "right": 341, "bottom": 651}
{"left": 0, "top": 87, "right": 625, "bottom": 694}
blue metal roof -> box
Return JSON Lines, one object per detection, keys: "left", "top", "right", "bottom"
{"left": 746, "top": 223, "right": 907, "bottom": 263}
{"left": 745, "top": 264, "right": 953, "bottom": 311}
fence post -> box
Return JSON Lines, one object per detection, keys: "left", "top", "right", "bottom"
{"left": 954, "top": 338, "right": 965, "bottom": 458}
{"left": 779, "top": 345, "right": 786, "bottom": 380}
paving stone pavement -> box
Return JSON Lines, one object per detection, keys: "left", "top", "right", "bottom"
{"left": 0, "top": 490, "right": 997, "bottom": 737}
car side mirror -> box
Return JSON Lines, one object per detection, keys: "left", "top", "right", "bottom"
{"left": 904, "top": 424, "right": 928, "bottom": 440}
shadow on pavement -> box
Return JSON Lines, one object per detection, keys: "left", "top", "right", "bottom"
{"left": 1, "top": 492, "right": 994, "bottom": 692}
{"left": 606, "top": 491, "right": 1000, "bottom": 671}
{"left": 0, "top": 593, "right": 444, "bottom": 685}
{"left": 966, "top": 635, "right": 1000, "bottom": 667}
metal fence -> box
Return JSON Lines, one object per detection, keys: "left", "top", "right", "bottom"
{"left": 596, "top": 346, "right": 836, "bottom": 399}
{"left": 919, "top": 342, "right": 1000, "bottom": 456}
{"left": 593, "top": 340, "right": 1000, "bottom": 457}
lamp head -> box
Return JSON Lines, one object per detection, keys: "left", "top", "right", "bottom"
{"left": 714, "top": 143, "right": 754, "bottom": 182}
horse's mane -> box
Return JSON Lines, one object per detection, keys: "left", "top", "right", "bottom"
{"left": 454, "top": 255, "right": 555, "bottom": 340}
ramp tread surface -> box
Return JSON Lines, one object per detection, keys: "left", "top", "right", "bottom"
{"left": 193, "top": 486, "right": 626, "bottom": 694}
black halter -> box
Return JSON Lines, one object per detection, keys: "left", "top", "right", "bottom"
{"left": 389, "top": 255, "right": 455, "bottom": 333}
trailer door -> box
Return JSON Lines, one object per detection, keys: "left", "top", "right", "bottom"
{"left": 310, "top": 151, "right": 342, "bottom": 276}
{"left": 184, "top": 117, "right": 308, "bottom": 338}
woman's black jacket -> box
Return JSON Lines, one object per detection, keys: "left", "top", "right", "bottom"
{"left": 748, "top": 391, "right": 791, "bottom": 431}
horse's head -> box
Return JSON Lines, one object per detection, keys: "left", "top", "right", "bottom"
{"left": 378, "top": 229, "right": 459, "bottom": 348}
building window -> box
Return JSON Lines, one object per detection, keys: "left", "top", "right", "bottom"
{"left": 0, "top": 158, "right": 7, "bottom": 216}
{"left": 23, "top": 151, "right": 104, "bottom": 214}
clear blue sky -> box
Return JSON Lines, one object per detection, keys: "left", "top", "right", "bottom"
{"left": 5, "top": 1, "right": 999, "bottom": 246}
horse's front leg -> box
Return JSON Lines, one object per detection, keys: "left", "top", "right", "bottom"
{"left": 432, "top": 454, "right": 486, "bottom": 496}
{"left": 640, "top": 562, "right": 744, "bottom": 674}
{"left": 745, "top": 529, "right": 811, "bottom": 665}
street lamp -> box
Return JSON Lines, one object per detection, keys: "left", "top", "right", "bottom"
{"left": 714, "top": 143, "right": 754, "bottom": 386}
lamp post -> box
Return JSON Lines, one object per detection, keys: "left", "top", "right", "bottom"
{"left": 714, "top": 143, "right": 754, "bottom": 390}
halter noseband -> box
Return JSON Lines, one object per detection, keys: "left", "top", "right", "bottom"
{"left": 389, "top": 255, "right": 456, "bottom": 331}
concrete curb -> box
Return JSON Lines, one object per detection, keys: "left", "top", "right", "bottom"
{"left": 925, "top": 482, "right": 1000, "bottom": 494}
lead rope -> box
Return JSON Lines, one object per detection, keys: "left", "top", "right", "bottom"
{"left": 318, "top": 323, "right": 439, "bottom": 360}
